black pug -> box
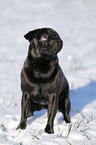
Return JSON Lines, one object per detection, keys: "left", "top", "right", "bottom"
{"left": 17, "top": 28, "right": 71, "bottom": 134}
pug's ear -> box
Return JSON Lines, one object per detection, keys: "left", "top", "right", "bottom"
{"left": 24, "top": 29, "right": 37, "bottom": 42}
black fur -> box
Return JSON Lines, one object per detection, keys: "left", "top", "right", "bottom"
{"left": 17, "top": 28, "right": 71, "bottom": 134}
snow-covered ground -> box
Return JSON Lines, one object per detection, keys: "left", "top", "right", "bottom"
{"left": 0, "top": 0, "right": 96, "bottom": 144}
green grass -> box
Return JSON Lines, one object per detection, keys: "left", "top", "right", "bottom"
{"left": 66, "top": 124, "right": 72, "bottom": 138}
{"left": 65, "top": 139, "right": 72, "bottom": 145}
{"left": 80, "top": 130, "right": 91, "bottom": 141}
{"left": 56, "top": 112, "right": 92, "bottom": 145}
{"left": 32, "top": 134, "right": 40, "bottom": 140}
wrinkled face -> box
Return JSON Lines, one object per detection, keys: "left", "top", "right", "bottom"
{"left": 24, "top": 28, "right": 63, "bottom": 60}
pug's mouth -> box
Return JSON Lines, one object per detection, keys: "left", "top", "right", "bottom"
{"left": 40, "top": 41, "right": 62, "bottom": 56}
{"left": 30, "top": 39, "right": 62, "bottom": 61}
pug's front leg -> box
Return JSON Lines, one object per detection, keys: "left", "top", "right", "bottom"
{"left": 45, "top": 95, "right": 57, "bottom": 134}
{"left": 16, "top": 93, "right": 30, "bottom": 130}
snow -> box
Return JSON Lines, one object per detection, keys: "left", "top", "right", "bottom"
{"left": 0, "top": 0, "right": 96, "bottom": 144}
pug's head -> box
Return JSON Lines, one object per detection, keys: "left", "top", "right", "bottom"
{"left": 24, "top": 28, "right": 63, "bottom": 61}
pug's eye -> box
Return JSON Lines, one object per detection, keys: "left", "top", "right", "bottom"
{"left": 41, "top": 34, "right": 48, "bottom": 41}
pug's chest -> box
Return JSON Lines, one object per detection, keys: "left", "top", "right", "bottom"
{"left": 32, "top": 64, "right": 56, "bottom": 80}
{"left": 30, "top": 83, "right": 56, "bottom": 105}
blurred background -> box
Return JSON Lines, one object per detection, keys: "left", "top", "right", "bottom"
{"left": 0, "top": 0, "right": 96, "bottom": 106}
